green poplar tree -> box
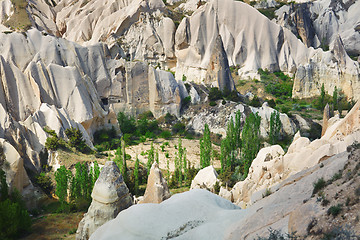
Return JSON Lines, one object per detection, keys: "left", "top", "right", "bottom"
{"left": 333, "top": 86, "right": 338, "bottom": 111}
{"left": 147, "top": 142, "right": 155, "bottom": 175}
{"left": 241, "top": 112, "right": 261, "bottom": 178}
{"left": 55, "top": 166, "right": 71, "bottom": 207}
{"left": 134, "top": 156, "right": 139, "bottom": 195}
{"left": 269, "top": 111, "right": 281, "bottom": 145}
{"left": 200, "top": 124, "right": 212, "bottom": 168}
{"left": 93, "top": 161, "right": 100, "bottom": 182}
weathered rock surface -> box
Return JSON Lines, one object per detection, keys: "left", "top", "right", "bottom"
{"left": 0, "top": 28, "right": 184, "bottom": 198}
{"left": 321, "top": 103, "right": 331, "bottom": 136}
{"left": 27, "top": 0, "right": 175, "bottom": 66}
{"left": 139, "top": 162, "right": 170, "bottom": 204}
{"left": 76, "top": 161, "right": 133, "bottom": 240}
{"left": 276, "top": 0, "right": 360, "bottom": 56}
{"left": 204, "top": 35, "right": 235, "bottom": 92}
{"left": 190, "top": 165, "right": 219, "bottom": 192}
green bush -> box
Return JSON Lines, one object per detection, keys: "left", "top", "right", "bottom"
{"left": 327, "top": 204, "right": 342, "bottom": 217}
{"left": 208, "top": 87, "right": 223, "bottom": 101}
{"left": 172, "top": 122, "right": 186, "bottom": 135}
{"left": 45, "top": 136, "right": 60, "bottom": 151}
{"left": 249, "top": 95, "right": 261, "bottom": 107}
{"left": 209, "top": 101, "right": 217, "bottom": 106}
{"left": 65, "top": 127, "right": 88, "bottom": 153}
{"left": 312, "top": 178, "right": 326, "bottom": 195}
{"left": 117, "top": 112, "right": 136, "bottom": 134}
{"left": 0, "top": 170, "right": 31, "bottom": 239}
{"left": 35, "top": 173, "right": 53, "bottom": 194}
{"left": 160, "top": 130, "right": 172, "bottom": 139}
{"left": 182, "top": 96, "right": 191, "bottom": 108}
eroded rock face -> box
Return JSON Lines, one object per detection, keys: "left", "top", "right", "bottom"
{"left": 276, "top": 0, "right": 360, "bottom": 56}
{"left": 76, "top": 161, "right": 133, "bottom": 240}
{"left": 139, "top": 162, "right": 170, "bottom": 204}
{"left": 205, "top": 35, "right": 235, "bottom": 92}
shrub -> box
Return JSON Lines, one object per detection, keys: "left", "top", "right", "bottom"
{"left": 209, "top": 101, "right": 217, "bottom": 106}
{"left": 249, "top": 95, "right": 261, "bottom": 107}
{"left": 172, "top": 122, "right": 186, "bottom": 135}
{"left": 117, "top": 112, "right": 136, "bottom": 134}
{"left": 327, "top": 204, "right": 342, "bottom": 217}
{"left": 35, "top": 173, "right": 53, "bottom": 194}
{"left": 65, "top": 127, "right": 88, "bottom": 153}
{"left": 312, "top": 178, "right": 326, "bottom": 195}
{"left": 45, "top": 136, "right": 59, "bottom": 151}
{"left": 0, "top": 170, "right": 31, "bottom": 239}
{"left": 322, "top": 225, "right": 360, "bottom": 239}
{"left": 208, "top": 87, "right": 223, "bottom": 101}
{"left": 160, "top": 130, "right": 172, "bottom": 139}
{"left": 182, "top": 96, "right": 191, "bottom": 108}
{"left": 262, "top": 188, "right": 272, "bottom": 198}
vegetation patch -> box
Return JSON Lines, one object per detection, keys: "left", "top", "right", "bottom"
{"left": 4, "top": 0, "right": 32, "bottom": 31}
{"left": 312, "top": 178, "right": 326, "bottom": 195}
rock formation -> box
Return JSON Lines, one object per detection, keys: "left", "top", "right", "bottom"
{"left": 204, "top": 35, "right": 235, "bottom": 92}
{"left": 321, "top": 103, "right": 331, "bottom": 136}
{"left": 76, "top": 161, "right": 133, "bottom": 240}
{"left": 139, "top": 162, "right": 170, "bottom": 204}
{"left": 190, "top": 165, "right": 219, "bottom": 192}
{"left": 275, "top": 0, "right": 360, "bottom": 56}
{"left": 231, "top": 100, "right": 360, "bottom": 206}
{"left": 0, "top": 28, "right": 184, "bottom": 196}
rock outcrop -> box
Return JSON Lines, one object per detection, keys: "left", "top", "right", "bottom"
{"left": 76, "top": 161, "right": 133, "bottom": 240}
{"left": 139, "top": 162, "right": 170, "bottom": 204}
{"left": 204, "top": 35, "right": 235, "bottom": 92}
{"left": 321, "top": 103, "right": 331, "bottom": 136}
{"left": 275, "top": 0, "right": 360, "bottom": 56}
{"left": 190, "top": 165, "right": 219, "bottom": 192}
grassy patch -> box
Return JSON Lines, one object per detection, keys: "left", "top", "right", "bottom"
{"left": 4, "top": 0, "right": 32, "bottom": 31}
{"left": 312, "top": 178, "right": 326, "bottom": 195}
{"left": 327, "top": 204, "right": 343, "bottom": 217}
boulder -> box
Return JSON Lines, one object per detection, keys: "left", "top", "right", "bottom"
{"left": 190, "top": 165, "right": 219, "bottom": 192}
{"left": 139, "top": 162, "right": 170, "bottom": 204}
{"left": 76, "top": 161, "right": 133, "bottom": 240}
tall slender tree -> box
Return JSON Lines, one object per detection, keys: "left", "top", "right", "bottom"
{"left": 269, "top": 111, "right": 281, "bottom": 145}
{"left": 134, "top": 155, "right": 139, "bottom": 195}
{"left": 241, "top": 112, "right": 261, "bottom": 178}
{"left": 200, "top": 124, "right": 212, "bottom": 168}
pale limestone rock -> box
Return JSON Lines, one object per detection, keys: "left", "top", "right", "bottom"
{"left": 189, "top": 86, "right": 200, "bottom": 104}
{"left": 190, "top": 165, "right": 219, "bottom": 192}
{"left": 219, "top": 186, "right": 233, "bottom": 202}
{"left": 139, "top": 162, "right": 170, "bottom": 204}
{"left": 76, "top": 161, "right": 133, "bottom": 240}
